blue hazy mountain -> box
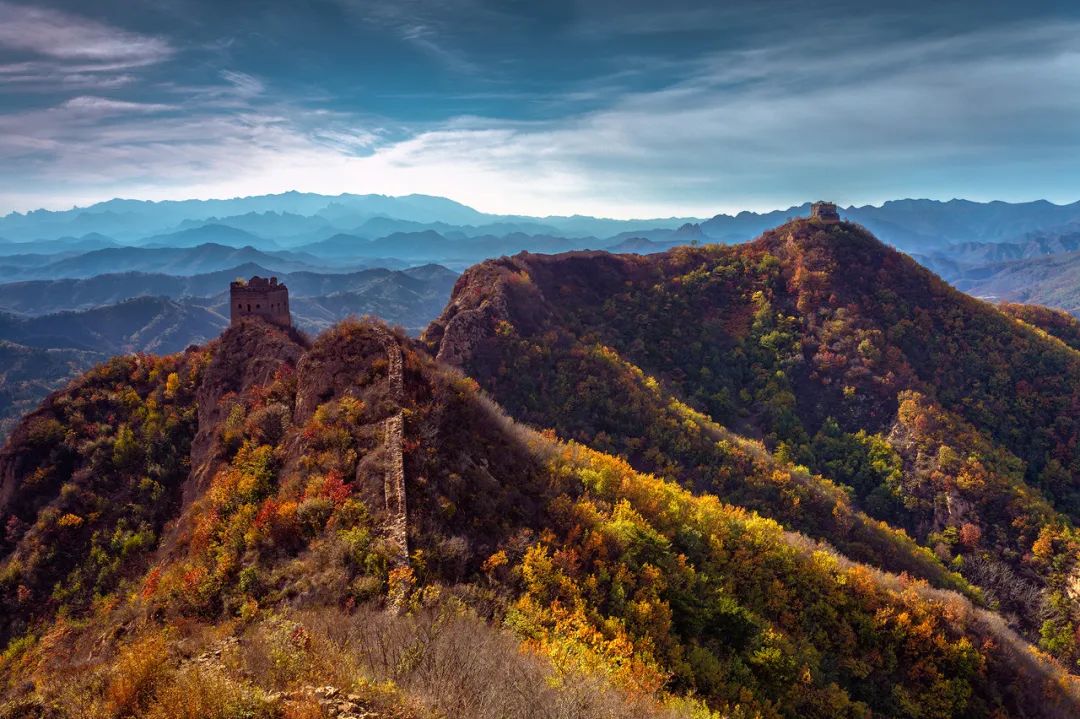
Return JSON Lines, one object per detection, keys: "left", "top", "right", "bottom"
{"left": 605, "top": 222, "right": 708, "bottom": 250}
{"left": 6, "top": 193, "right": 1080, "bottom": 258}
{"left": 700, "top": 199, "right": 1080, "bottom": 251}
{"left": 298, "top": 230, "right": 599, "bottom": 264}
{"left": 0, "top": 243, "right": 336, "bottom": 281}
{"left": 0, "top": 193, "right": 498, "bottom": 243}
{"left": 0, "top": 263, "right": 456, "bottom": 316}
{"left": 0, "top": 232, "right": 119, "bottom": 257}
{"left": 136, "top": 224, "right": 277, "bottom": 249}
{"left": 174, "top": 211, "right": 335, "bottom": 241}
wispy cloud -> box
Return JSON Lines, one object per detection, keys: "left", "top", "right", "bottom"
{"left": 397, "top": 23, "right": 480, "bottom": 76}
{"left": 220, "top": 70, "right": 264, "bottom": 98}
{"left": 0, "top": 1, "right": 172, "bottom": 91}
{"left": 335, "top": 0, "right": 494, "bottom": 75}
{"left": 366, "top": 19, "right": 1080, "bottom": 213}
{"left": 61, "top": 96, "right": 175, "bottom": 114}
{"left": 0, "top": 2, "right": 171, "bottom": 64}
{"left": 1, "top": 8, "right": 1079, "bottom": 217}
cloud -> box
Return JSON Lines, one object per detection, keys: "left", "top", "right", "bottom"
{"left": 361, "top": 19, "right": 1080, "bottom": 213}
{"left": 220, "top": 70, "right": 265, "bottom": 98}
{"left": 334, "top": 0, "right": 494, "bottom": 75}
{"left": 1, "top": 14, "right": 1079, "bottom": 217}
{"left": 0, "top": 2, "right": 171, "bottom": 64}
{"left": 59, "top": 96, "right": 175, "bottom": 116}
{"left": 0, "top": 2, "right": 172, "bottom": 91}
{"left": 0, "top": 62, "right": 137, "bottom": 91}
{"left": 396, "top": 23, "right": 480, "bottom": 75}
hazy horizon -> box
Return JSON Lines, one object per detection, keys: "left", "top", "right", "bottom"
{"left": 4, "top": 190, "right": 1080, "bottom": 223}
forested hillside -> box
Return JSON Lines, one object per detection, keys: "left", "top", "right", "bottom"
{"left": 2, "top": 218, "right": 1080, "bottom": 718}
{"left": 427, "top": 217, "right": 1080, "bottom": 667}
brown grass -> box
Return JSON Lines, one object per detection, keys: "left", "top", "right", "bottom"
{"left": 104, "top": 633, "right": 170, "bottom": 717}
{"left": 12, "top": 600, "right": 693, "bottom": 719}
{"left": 144, "top": 665, "right": 269, "bottom": 719}
{"left": 289, "top": 605, "right": 693, "bottom": 719}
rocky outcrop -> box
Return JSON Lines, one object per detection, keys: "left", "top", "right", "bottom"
{"left": 425, "top": 251, "right": 651, "bottom": 367}
{"left": 187, "top": 321, "right": 304, "bottom": 505}
{"left": 424, "top": 263, "right": 514, "bottom": 367}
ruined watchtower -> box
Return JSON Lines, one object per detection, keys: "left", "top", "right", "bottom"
{"left": 810, "top": 201, "right": 841, "bottom": 224}
{"left": 230, "top": 276, "right": 291, "bottom": 328}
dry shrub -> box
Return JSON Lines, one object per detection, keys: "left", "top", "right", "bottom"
{"left": 247, "top": 402, "right": 292, "bottom": 445}
{"left": 239, "top": 617, "right": 317, "bottom": 690}
{"left": 294, "top": 606, "right": 692, "bottom": 719}
{"left": 105, "top": 632, "right": 170, "bottom": 716}
{"left": 144, "top": 665, "right": 268, "bottom": 719}
{"left": 281, "top": 697, "right": 325, "bottom": 719}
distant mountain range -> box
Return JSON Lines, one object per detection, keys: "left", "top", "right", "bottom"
{"left": 4, "top": 193, "right": 1080, "bottom": 346}
{"left": 0, "top": 242, "right": 377, "bottom": 281}
{"left": 956, "top": 250, "right": 1080, "bottom": 315}
{"left": 0, "top": 262, "right": 458, "bottom": 435}
{"left": 135, "top": 224, "right": 279, "bottom": 249}
{"left": 0, "top": 232, "right": 119, "bottom": 256}
{"left": 6, "top": 190, "right": 1080, "bottom": 443}
{"left": 3, "top": 195, "right": 1080, "bottom": 312}
{"left": 0, "top": 296, "right": 225, "bottom": 355}
{"left": 0, "top": 297, "right": 226, "bottom": 438}
{"left": 0, "top": 192, "right": 695, "bottom": 246}
{"left": 0, "top": 262, "right": 455, "bottom": 316}
{"left": 5, "top": 192, "right": 1079, "bottom": 258}
{"left": 907, "top": 222, "right": 1080, "bottom": 315}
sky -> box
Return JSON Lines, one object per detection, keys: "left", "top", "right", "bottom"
{"left": 0, "top": 0, "right": 1078, "bottom": 218}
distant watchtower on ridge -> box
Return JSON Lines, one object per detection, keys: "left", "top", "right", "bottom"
{"left": 810, "top": 201, "right": 841, "bottom": 224}
{"left": 230, "top": 275, "right": 291, "bottom": 328}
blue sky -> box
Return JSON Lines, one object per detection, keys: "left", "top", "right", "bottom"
{"left": 0, "top": 0, "right": 1078, "bottom": 217}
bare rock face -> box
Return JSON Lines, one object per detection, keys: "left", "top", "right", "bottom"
{"left": 424, "top": 263, "right": 514, "bottom": 367}
{"left": 887, "top": 413, "right": 976, "bottom": 536}
{"left": 186, "top": 321, "right": 305, "bottom": 505}
{"left": 423, "top": 254, "right": 562, "bottom": 368}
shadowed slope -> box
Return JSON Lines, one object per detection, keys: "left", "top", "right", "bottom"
{"left": 1, "top": 316, "right": 1077, "bottom": 716}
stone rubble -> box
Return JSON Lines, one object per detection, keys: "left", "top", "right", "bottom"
{"left": 266, "top": 685, "right": 382, "bottom": 719}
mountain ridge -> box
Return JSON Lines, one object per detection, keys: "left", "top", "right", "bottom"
{"left": 2, "top": 316, "right": 1078, "bottom": 717}
{"left": 427, "top": 217, "right": 1080, "bottom": 661}
{"left": 4, "top": 217, "right": 1080, "bottom": 716}
{"left": 6, "top": 193, "right": 1080, "bottom": 260}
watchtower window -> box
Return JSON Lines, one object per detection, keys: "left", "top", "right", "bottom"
{"left": 256, "top": 304, "right": 261, "bottom": 309}
{"left": 247, "top": 304, "right": 251, "bottom": 311}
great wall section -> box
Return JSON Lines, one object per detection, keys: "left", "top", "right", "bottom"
{"left": 377, "top": 328, "right": 409, "bottom": 569}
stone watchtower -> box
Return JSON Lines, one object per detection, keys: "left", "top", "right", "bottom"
{"left": 230, "top": 275, "right": 291, "bottom": 328}
{"left": 810, "top": 201, "right": 841, "bottom": 224}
